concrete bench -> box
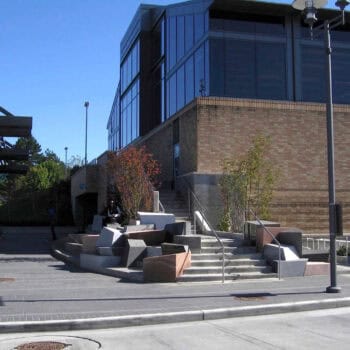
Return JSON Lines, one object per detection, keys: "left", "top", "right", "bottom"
{"left": 138, "top": 211, "right": 175, "bottom": 230}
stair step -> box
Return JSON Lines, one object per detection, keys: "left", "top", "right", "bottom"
{"left": 199, "top": 246, "right": 256, "bottom": 254}
{"left": 177, "top": 271, "right": 276, "bottom": 282}
{"left": 183, "top": 265, "right": 272, "bottom": 274}
{"left": 191, "top": 259, "right": 268, "bottom": 267}
{"left": 191, "top": 252, "right": 264, "bottom": 260}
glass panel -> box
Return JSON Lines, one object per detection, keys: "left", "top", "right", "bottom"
{"left": 161, "top": 17, "right": 165, "bottom": 57}
{"left": 209, "top": 38, "right": 224, "bottom": 96}
{"left": 161, "top": 62, "right": 165, "bottom": 122}
{"left": 136, "top": 93, "right": 139, "bottom": 138}
{"left": 256, "top": 42, "right": 287, "bottom": 100}
{"left": 205, "top": 40, "right": 209, "bottom": 96}
{"left": 333, "top": 48, "right": 350, "bottom": 104}
{"left": 194, "top": 13, "right": 204, "bottom": 43}
{"left": 169, "top": 73, "right": 177, "bottom": 116}
{"left": 194, "top": 45, "right": 204, "bottom": 97}
{"left": 301, "top": 45, "right": 325, "bottom": 102}
{"left": 169, "top": 16, "right": 177, "bottom": 70}
{"left": 225, "top": 39, "right": 255, "bottom": 98}
{"left": 166, "top": 79, "right": 170, "bottom": 119}
{"left": 185, "top": 55, "right": 194, "bottom": 104}
{"left": 177, "top": 64, "right": 185, "bottom": 110}
{"left": 177, "top": 16, "right": 185, "bottom": 62}
{"left": 185, "top": 15, "right": 194, "bottom": 54}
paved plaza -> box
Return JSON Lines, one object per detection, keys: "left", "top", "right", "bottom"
{"left": 1, "top": 226, "right": 350, "bottom": 334}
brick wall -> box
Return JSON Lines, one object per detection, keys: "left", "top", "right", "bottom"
{"left": 137, "top": 97, "right": 350, "bottom": 233}
{"left": 195, "top": 98, "right": 350, "bottom": 232}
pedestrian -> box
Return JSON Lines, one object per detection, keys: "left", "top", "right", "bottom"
{"left": 48, "top": 202, "right": 57, "bottom": 240}
{"left": 107, "top": 199, "right": 121, "bottom": 224}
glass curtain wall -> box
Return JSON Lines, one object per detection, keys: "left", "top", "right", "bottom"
{"left": 120, "top": 40, "right": 140, "bottom": 147}
{"left": 209, "top": 14, "right": 288, "bottom": 100}
{"left": 297, "top": 25, "right": 350, "bottom": 104}
{"left": 107, "top": 84, "right": 121, "bottom": 151}
{"left": 165, "top": 10, "right": 209, "bottom": 120}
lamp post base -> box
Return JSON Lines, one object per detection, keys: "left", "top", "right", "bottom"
{"left": 326, "top": 286, "right": 341, "bottom": 293}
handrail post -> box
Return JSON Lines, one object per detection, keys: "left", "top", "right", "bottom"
{"left": 249, "top": 209, "right": 281, "bottom": 280}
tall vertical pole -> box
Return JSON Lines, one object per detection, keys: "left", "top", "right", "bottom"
{"left": 84, "top": 101, "right": 89, "bottom": 166}
{"left": 324, "top": 21, "right": 340, "bottom": 293}
{"left": 64, "top": 146, "right": 68, "bottom": 178}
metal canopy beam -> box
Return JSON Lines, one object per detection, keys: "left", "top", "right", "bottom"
{"left": 0, "top": 149, "right": 29, "bottom": 161}
{"left": 0, "top": 116, "right": 32, "bottom": 137}
{"left": 0, "top": 164, "right": 28, "bottom": 174}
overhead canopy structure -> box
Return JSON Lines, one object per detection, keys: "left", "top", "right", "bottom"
{"left": 0, "top": 106, "right": 32, "bottom": 174}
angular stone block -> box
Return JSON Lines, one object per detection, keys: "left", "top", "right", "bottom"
{"left": 91, "top": 215, "right": 104, "bottom": 233}
{"left": 80, "top": 253, "right": 121, "bottom": 270}
{"left": 96, "top": 247, "right": 114, "bottom": 256}
{"left": 64, "top": 242, "right": 82, "bottom": 255}
{"left": 161, "top": 243, "right": 188, "bottom": 255}
{"left": 244, "top": 220, "right": 280, "bottom": 242}
{"left": 273, "top": 259, "right": 308, "bottom": 277}
{"left": 122, "top": 239, "right": 147, "bottom": 267}
{"left": 67, "top": 233, "right": 86, "bottom": 244}
{"left": 263, "top": 243, "right": 299, "bottom": 264}
{"left": 174, "top": 235, "right": 201, "bottom": 253}
{"left": 256, "top": 226, "right": 296, "bottom": 252}
{"left": 96, "top": 227, "right": 122, "bottom": 248}
{"left": 138, "top": 211, "right": 176, "bottom": 229}
{"left": 164, "top": 222, "right": 188, "bottom": 238}
{"left": 146, "top": 246, "right": 162, "bottom": 257}
{"left": 81, "top": 235, "right": 99, "bottom": 254}
{"left": 278, "top": 230, "right": 303, "bottom": 257}
{"left": 143, "top": 252, "right": 191, "bottom": 282}
{"left": 126, "top": 230, "right": 166, "bottom": 246}
{"left": 123, "top": 224, "right": 155, "bottom": 233}
{"left": 304, "top": 262, "right": 329, "bottom": 276}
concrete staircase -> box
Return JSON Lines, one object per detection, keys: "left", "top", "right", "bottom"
{"left": 178, "top": 234, "right": 276, "bottom": 282}
{"left": 159, "top": 189, "right": 275, "bottom": 282}
{"left": 159, "top": 190, "right": 189, "bottom": 221}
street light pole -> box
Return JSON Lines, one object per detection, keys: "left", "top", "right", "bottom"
{"left": 64, "top": 146, "right": 68, "bottom": 177}
{"left": 84, "top": 101, "right": 89, "bottom": 166}
{"left": 292, "top": 0, "right": 349, "bottom": 293}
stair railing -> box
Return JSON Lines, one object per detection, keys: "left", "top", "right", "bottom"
{"left": 249, "top": 209, "right": 281, "bottom": 280}
{"left": 187, "top": 187, "right": 226, "bottom": 283}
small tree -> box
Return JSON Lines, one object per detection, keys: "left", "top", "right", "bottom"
{"left": 107, "top": 146, "right": 161, "bottom": 221}
{"left": 219, "top": 135, "right": 278, "bottom": 231}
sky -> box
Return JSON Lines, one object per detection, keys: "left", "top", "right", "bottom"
{"left": 0, "top": 0, "right": 339, "bottom": 163}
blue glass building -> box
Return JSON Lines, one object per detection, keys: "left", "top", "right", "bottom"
{"left": 107, "top": 0, "right": 350, "bottom": 151}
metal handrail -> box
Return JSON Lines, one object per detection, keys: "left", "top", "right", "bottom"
{"left": 187, "top": 187, "right": 226, "bottom": 283}
{"left": 159, "top": 199, "right": 165, "bottom": 213}
{"left": 249, "top": 209, "right": 281, "bottom": 280}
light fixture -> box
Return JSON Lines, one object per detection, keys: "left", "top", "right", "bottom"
{"left": 292, "top": 0, "right": 327, "bottom": 27}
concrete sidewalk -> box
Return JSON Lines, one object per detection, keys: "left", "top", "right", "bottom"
{"left": 1, "top": 226, "right": 350, "bottom": 333}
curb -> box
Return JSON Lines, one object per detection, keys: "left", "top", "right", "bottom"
{"left": 1, "top": 297, "right": 350, "bottom": 334}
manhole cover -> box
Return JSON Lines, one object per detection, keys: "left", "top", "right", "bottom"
{"left": 0, "top": 336, "right": 101, "bottom": 350}
{"left": 0, "top": 278, "right": 15, "bottom": 282}
{"left": 15, "top": 341, "right": 70, "bottom": 350}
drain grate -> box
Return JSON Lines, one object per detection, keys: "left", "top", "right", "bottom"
{"left": 0, "top": 277, "right": 15, "bottom": 282}
{"left": 15, "top": 341, "right": 71, "bottom": 350}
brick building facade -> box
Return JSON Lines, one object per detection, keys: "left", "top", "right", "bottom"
{"left": 136, "top": 97, "right": 350, "bottom": 233}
